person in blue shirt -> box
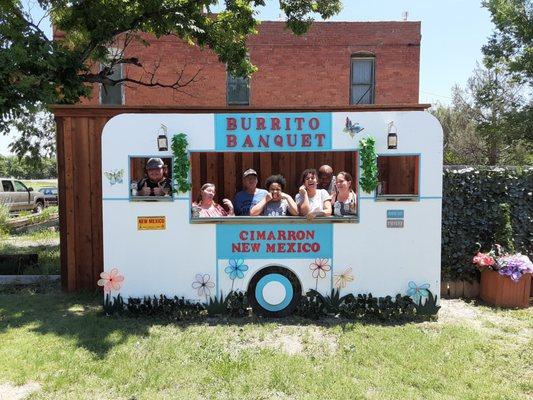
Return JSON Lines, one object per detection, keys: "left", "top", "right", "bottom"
{"left": 233, "top": 169, "right": 268, "bottom": 216}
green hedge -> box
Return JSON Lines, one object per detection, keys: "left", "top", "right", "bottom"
{"left": 442, "top": 166, "right": 532, "bottom": 281}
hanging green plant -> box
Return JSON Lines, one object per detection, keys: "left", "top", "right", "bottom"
{"left": 358, "top": 136, "right": 379, "bottom": 193}
{"left": 171, "top": 133, "right": 192, "bottom": 193}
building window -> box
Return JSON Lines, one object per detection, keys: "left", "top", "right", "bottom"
{"left": 227, "top": 74, "right": 250, "bottom": 106}
{"left": 350, "top": 57, "right": 374, "bottom": 104}
{"left": 100, "top": 63, "right": 124, "bottom": 105}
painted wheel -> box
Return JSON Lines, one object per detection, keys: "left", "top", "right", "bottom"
{"left": 247, "top": 266, "right": 301, "bottom": 317}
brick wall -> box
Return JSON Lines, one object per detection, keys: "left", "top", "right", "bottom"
{"left": 79, "top": 21, "right": 421, "bottom": 106}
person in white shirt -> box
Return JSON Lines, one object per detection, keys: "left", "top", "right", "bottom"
{"left": 295, "top": 168, "right": 332, "bottom": 219}
{"left": 331, "top": 171, "right": 357, "bottom": 216}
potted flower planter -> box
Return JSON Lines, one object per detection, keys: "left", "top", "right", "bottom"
{"left": 479, "top": 269, "right": 531, "bottom": 308}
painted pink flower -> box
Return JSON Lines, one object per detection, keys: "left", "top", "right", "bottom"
{"left": 472, "top": 252, "right": 495, "bottom": 268}
{"left": 309, "top": 258, "right": 331, "bottom": 279}
{"left": 97, "top": 268, "right": 124, "bottom": 293}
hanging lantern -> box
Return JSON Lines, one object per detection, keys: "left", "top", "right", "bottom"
{"left": 157, "top": 124, "right": 168, "bottom": 151}
{"left": 387, "top": 121, "right": 397, "bottom": 149}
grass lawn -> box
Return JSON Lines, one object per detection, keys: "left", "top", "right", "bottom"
{"left": 0, "top": 227, "right": 60, "bottom": 275}
{"left": 21, "top": 180, "right": 58, "bottom": 191}
{"left": 0, "top": 288, "right": 531, "bottom": 400}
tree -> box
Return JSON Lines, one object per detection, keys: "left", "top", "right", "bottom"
{"left": 8, "top": 102, "right": 56, "bottom": 160}
{"left": 0, "top": 0, "right": 342, "bottom": 132}
{"left": 482, "top": 0, "right": 533, "bottom": 82}
{"left": 430, "top": 95, "right": 486, "bottom": 165}
{"left": 431, "top": 65, "right": 532, "bottom": 165}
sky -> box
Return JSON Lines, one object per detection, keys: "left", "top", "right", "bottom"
{"left": 0, "top": 0, "right": 494, "bottom": 155}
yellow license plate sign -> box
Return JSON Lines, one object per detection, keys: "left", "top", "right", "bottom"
{"left": 137, "top": 216, "right": 166, "bottom": 230}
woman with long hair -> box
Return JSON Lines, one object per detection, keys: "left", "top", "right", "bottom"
{"left": 295, "top": 168, "right": 332, "bottom": 218}
{"left": 331, "top": 171, "right": 357, "bottom": 216}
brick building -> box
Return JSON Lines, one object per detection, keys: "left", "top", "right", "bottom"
{"left": 77, "top": 21, "right": 421, "bottom": 107}
{"left": 53, "top": 20, "right": 425, "bottom": 291}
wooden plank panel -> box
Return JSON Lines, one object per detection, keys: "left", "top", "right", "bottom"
{"left": 414, "top": 155, "right": 420, "bottom": 195}
{"left": 277, "top": 152, "right": 290, "bottom": 191}
{"left": 62, "top": 117, "right": 77, "bottom": 292}
{"left": 333, "top": 152, "right": 345, "bottom": 176}
{"left": 72, "top": 117, "right": 94, "bottom": 289}
{"left": 448, "top": 281, "right": 464, "bottom": 298}
{"left": 56, "top": 117, "right": 68, "bottom": 291}
{"left": 223, "top": 153, "right": 236, "bottom": 201}
{"left": 305, "top": 152, "right": 316, "bottom": 172}
{"left": 206, "top": 152, "right": 218, "bottom": 200}
{"left": 289, "top": 152, "right": 297, "bottom": 196}
{"left": 191, "top": 153, "right": 201, "bottom": 202}
{"left": 241, "top": 153, "right": 254, "bottom": 171}
{"left": 463, "top": 281, "right": 480, "bottom": 299}
{"left": 259, "top": 153, "right": 272, "bottom": 189}
{"left": 89, "top": 117, "right": 105, "bottom": 286}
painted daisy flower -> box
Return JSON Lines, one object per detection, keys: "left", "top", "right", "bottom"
{"left": 192, "top": 274, "right": 215, "bottom": 298}
{"left": 97, "top": 268, "right": 124, "bottom": 293}
{"left": 224, "top": 259, "right": 249, "bottom": 280}
{"left": 407, "top": 281, "right": 430, "bottom": 304}
{"left": 309, "top": 258, "right": 331, "bottom": 279}
{"left": 334, "top": 267, "right": 354, "bottom": 289}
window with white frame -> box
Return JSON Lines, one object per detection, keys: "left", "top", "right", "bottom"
{"left": 350, "top": 57, "right": 375, "bottom": 105}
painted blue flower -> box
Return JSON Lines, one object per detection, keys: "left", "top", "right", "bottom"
{"left": 407, "top": 281, "right": 430, "bottom": 304}
{"left": 225, "top": 259, "right": 249, "bottom": 280}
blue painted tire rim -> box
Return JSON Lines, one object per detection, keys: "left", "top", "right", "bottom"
{"left": 254, "top": 273, "right": 294, "bottom": 312}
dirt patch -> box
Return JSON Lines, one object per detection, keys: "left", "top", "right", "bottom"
{"left": 0, "top": 382, "right": 41, "bottom": 400}
{"left": 437, "top": 299, "right": 483, "bottom": 326}
{"left": 432, "top": 299, "right": 532, "bottom": 345}
{"left": 225, "top": 325, "right": 338, "bottom": 357}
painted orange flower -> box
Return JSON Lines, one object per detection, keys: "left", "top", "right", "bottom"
{"left": 309, "top": 258, "right": 331, "bottom": 279}
{"left": 334, "top": 267, "right": 354, "bottom": 289}
{"left": 97, "top": 268, "right": 124, "bottom": 293}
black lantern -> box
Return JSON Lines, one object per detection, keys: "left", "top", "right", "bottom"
{"left": 157, "top": 124, "right": 168, "bottom": 151}
{"left": 387, "top": 121, "right": 397, "bottom": 149}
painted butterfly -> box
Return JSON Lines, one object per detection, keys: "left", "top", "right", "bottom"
{"left": 104, "top": 169, "right": 124, "bottom": 185}
{"left": 343, "top": 117, "right": 364, "bottom": 138}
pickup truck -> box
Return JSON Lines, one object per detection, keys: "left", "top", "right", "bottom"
{"left": 0, "top": 178, "right": 46, "bottom": 213}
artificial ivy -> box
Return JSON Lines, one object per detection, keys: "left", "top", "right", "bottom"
{"left": 358, "top": 137, "right": 379, "bottom": 193}
{"left": 171, "top": 133, "right": 192, "bottom": 193}
{"left": 442, "top": 166, "right": 532, "bottom": 281}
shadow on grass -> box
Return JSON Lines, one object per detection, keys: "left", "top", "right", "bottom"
{"left": 0, "top": 284, "right": 154, "bottom": 357}
{"left": 0, "top": 283, "right": 431, "bottom": 358}
{"left": 0, "top": 242, "right": 60, "bottom": 275}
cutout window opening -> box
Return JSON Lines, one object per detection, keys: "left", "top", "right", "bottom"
{"left": 376, "top": 155, "right": 420, "bottom": 200}
{"left": 129, "top": 156, "right": 173, "bottom": 201}
{"left": 190, "top": 151, "right": 359, "bottom": 223}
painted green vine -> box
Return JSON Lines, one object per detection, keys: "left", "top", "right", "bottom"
{"left": 358, "top": 137, "right": 379, "bottom": 193}
{"left": 171, "top": 133, "right": 192, "bottom": 193}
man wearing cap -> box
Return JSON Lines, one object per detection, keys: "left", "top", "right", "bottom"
{"left": 137, "top": 158, "right": 172, "bottom": 196}
{"left": 233, "top": 169, "right": 268, "bottom": 216}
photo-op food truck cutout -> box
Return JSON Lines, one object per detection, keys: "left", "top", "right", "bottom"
{"left": 101, "top": 111, "right": 443, "bottom": 317}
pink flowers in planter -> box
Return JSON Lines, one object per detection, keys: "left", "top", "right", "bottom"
{"left": 473, "top": 246, "right": 533, "bottom": 282}
{"left": 472, "top": 252, "right": 495, "bottom": 268}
